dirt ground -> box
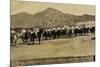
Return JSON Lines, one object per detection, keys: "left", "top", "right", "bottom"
{"left": 10, "top": 35, "right": 95, "bottom": 66}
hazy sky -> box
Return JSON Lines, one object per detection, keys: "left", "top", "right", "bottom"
{"left": 11, "top": 0, "right": 95, "bottom": 15}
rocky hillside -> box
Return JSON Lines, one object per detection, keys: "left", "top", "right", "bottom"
{"left": 11, "top": 8, "right": 95, "bottom": 28}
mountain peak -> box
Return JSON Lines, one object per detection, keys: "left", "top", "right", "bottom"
{"left": 12, "top": 12, "right": 31, "bottom": 16}
{"left": 81, "top": 14, "right": 92, "bottom": 16}
{"left": 39, "top": 7, "right": 64, "bottom": 17}
{"left": 46, "top": 7, "right": 58, "bottom": 11}
{"left": 44, "top": 8, "right": 63, "bottom": 13}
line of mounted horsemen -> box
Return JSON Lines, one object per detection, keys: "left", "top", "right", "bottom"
{"left": 10, "top": 24, "right": 95, "bottom": 46}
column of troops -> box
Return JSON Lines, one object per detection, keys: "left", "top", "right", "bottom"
{"left": 10, "top": 24, "right": 95, "bottom": 45}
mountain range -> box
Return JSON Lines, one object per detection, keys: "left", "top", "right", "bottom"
{"left": 11, "top": 8, "right": 95, "bottom": 28}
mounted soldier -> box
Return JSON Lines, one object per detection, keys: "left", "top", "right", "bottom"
{"left": 24, "top": 29, "right": 31, "bottom": 44}
{"left": 56, "top": 27, "right": 61, "bottom": 38}
{"left": 10, "top": 29, "right": 18, "bottom": 46}
{"left": 71, "top": 26, "right": 75, "bottom": 36}
{"left": 63, "top": 24, "right": 69, "bottom": 36}
{"left": 52, "top": 27, "right": 56, "bottom": 39}
{"left": 30, "top": 29, "right": 36, "bottom": 44}
{"left": 47, "top": 28, "right": 52, "bottom": 39}
{"left": 60, "top": 26, "right": 65, "bottom": 37}
{"left": 43, "top": 29, "right": 48, "bottom": 40}
{"left": 10, "top": 29, "right": 15, "bottom": 44}
{"left": 74, "top": 25, "right": 79, "bottom": 36}
{"left": 20, "top": 29, "right": 26, "bottom": 44}
{"left": 90, "top": 24, "right": 95, "bottom": 34}
{"left": 34, "top": 26, "right": 42, "bottom": 44}
{"left": 78, "top": 25, "right": 84, "bottom": 36}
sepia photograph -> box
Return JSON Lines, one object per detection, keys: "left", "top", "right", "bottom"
{"left": 10, "top": 0, "right": 95, "bottom": 67}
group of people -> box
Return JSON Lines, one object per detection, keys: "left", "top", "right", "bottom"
{"left": 10, "top": 24, "right": 95, "bottom": 46}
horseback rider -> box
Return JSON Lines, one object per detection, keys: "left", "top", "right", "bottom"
{"left": 34, "top": 26, "right": 42, "bottom": 44}
{"left": 10, "top": 29, "right": 18, "bottom": 45}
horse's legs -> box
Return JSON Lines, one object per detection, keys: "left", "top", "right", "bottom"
{"left": 38, "top": 38, "right": 40, "bottom": 45}
{"left": 11, "top": 38, "right": 13, "bottom": 44}
{"left": 15, "top": 40, "right": 17, "bottom": 46}
{"left": 13, "top": 39, "right": 17, "bottom": 46}
{"left": 32, "top": 38, "right": 35, "bottom": 44}
{"left": 22, "top": 38, "right": 25, "bottom": 44}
